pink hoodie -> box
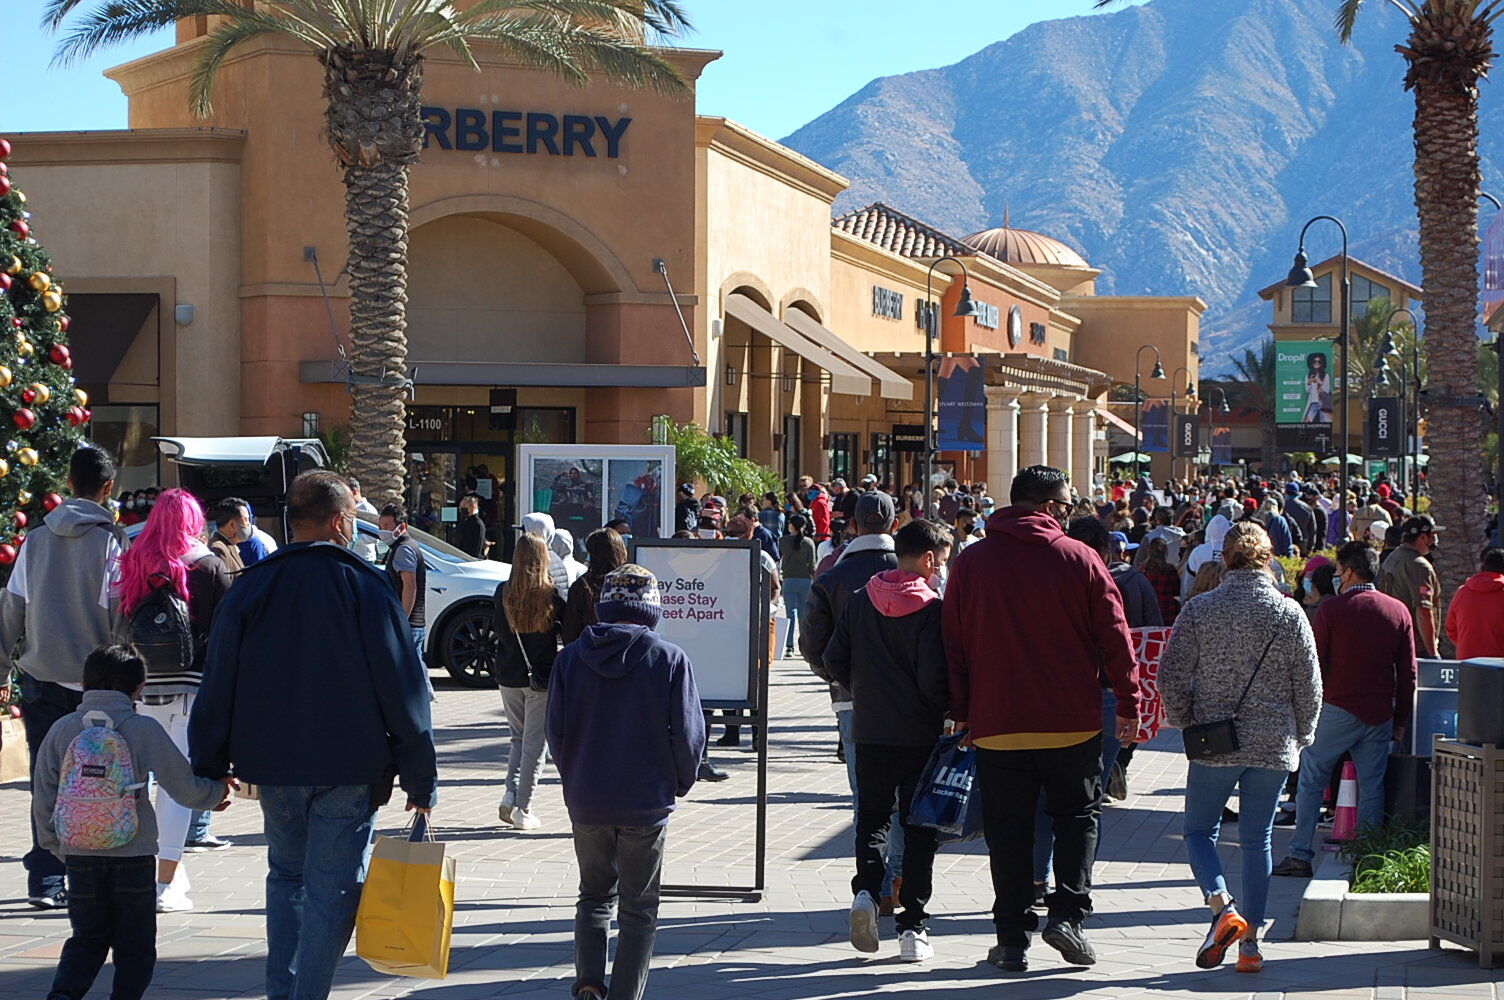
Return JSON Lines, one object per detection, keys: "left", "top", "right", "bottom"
{"left": 865, "top": 569, "right": 940, "bottom": 617}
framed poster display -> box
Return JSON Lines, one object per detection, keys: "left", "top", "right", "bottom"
{"left": 516, "top": 445, "right": 675, "bottom": 544}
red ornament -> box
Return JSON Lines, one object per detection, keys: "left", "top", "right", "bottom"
{"left": 0, "top": 273, "right": 9, "bottom": 293}
{"left": 21, "top": 389, "right": 35, "bottom": 405}
{"left": 49, "top": 344, "right": 70, "bottom": 368}
{"left": 13, "top": 511, "right": 26, "bottom": 529}
{"left": 58, "top": 314, "right": 69, "bottom": 332}
{"left": 0, "top": 161, "right": 8, "bottom": 176}
{"left": 66, "top": 406, "right": 83, "bottom": 426}
{"left": 81, "top": 407, "right": 91, "bottom": 424}
{"left": 0, "top": 138, "right": 10, "bottom": 159}
{"left": 8, "top": 219, "right": 27, "bottom": 240}
{"left": 0, "top": 544, "right": 17, "bottom": 566}
{"left": 12, "top": 408, "right": 34, "bottom": 430}
{"left": 42, "top": 493, "right": 62, "bottom": 512}
{"left": 0, "top": 176, "right": 9, "bottom": 198}
{"left": 10, "top": 318, "right": 20, "bottom": 329}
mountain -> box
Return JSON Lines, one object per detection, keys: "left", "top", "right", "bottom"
{"left": 781, "top": 0, "right": 1504, "bottom": 373}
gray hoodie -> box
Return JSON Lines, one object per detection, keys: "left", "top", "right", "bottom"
{"left": 522, "top": 511, "right": 572, "bottom": 600}
{"left": 0, "top": 498, "right": 126, "bottom": 686}
{"left": 32, "top": 690, "right": 226, "bottom": 859}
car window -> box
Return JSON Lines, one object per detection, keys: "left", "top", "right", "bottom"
{"left": 356, "top": 513, "right": 475, "bottom": 564}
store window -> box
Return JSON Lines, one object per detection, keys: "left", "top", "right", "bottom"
{"left": 724, "top": 411, "right": 749, "bottom": 458}
{"left": 90, "top": 404, "right": 160, "bottom": 491}
{"left": 1351, "top": 275, "right": 1392, "bottom": 317}
{"left": 870, "top": 433, "right": 893, "bottom": 490}
{"left": 827, "top": 432, "right": 857, "bottom": 485}
{"left": 782, "top": 415, "right": 801, "bottom": 487}
{"left": 1291, "top": 273, "right": 1333, "bottom": 323}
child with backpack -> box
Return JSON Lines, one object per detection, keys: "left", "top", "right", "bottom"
{"left": 822, "top": 518, "right": 952, "bottom": 963}
{"left": 31, "top": 644, "right": 232, "bottom": 1000}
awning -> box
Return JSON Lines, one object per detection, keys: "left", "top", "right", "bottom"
{"left": 1094, "top": 407, "right": 1138, "bottom": 436}
{"left": 782, "top": 308, "right": 913, "bottom": 400}
{"left": 724, "top": 293, "right": 871, "bottom": 396}
{"left": 300, "top": 361, "right": 706, "bottom": 388}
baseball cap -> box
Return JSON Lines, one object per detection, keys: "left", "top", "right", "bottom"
{"left": 1108, "top": 530, "right": 1138, "bottom": 552}
{"left": 678, "top": 482, "right": 694, "bottom": 495}
{"left": 854, "top": 491, "right": 896, "bottom": 530}
{"left": 831, "top": 477, "right": 847, "bottom": 489}
{"left": 1400, "top": 514, "right": 1444, "bottom": 541}
{"left": 861, "top": 474, "right": 878, "bottom": 486}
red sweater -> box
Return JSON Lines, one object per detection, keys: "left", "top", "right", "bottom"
{"left": 1446, "top": 572, "right": 1504, "bottom": 661}
{"left": 809, "top": 492, "right": 832, "bottom": 541}
{"left": 943, "top": 507, "right": 1140, "bottom": 740}
{"left": 1312, "top": 587, "right": 1417, "bottom": 727}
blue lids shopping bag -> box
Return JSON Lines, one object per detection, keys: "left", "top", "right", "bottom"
{"left": 909, "top": 732, "right": 977, "bottom": 839}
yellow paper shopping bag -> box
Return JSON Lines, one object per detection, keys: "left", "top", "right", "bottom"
{"left": 0, "top": 716, "right": 29, "bottom": 786}
{"left": 355, "top": 816, "right": 455, "bottom": 979}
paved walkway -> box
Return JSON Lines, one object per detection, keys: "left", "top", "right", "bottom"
{"left": 2, "top": 656, "right": 1498, "bottom": 999}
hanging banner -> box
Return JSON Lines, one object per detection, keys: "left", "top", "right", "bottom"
{"left": 1142, "top": 399, "right": 1169, "bottom": 453}
{"left": 1211, "top": 426, "right": 1232, "bottom": 465}
{"left": 1172, "top": 414, "right": 1199, "bottom": 458}
{"left": 936, "top": 356, "right": 986, "bottom": 452}
{"left": 1368, "top": 397, "right": 1404, "bottom": 458}
{"left": 1275, "top": 340, "right": 1335, "bottom": 449}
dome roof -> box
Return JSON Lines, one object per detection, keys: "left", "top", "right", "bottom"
{"left": 961, "top": 222, "right": 1091, "bottom": 270}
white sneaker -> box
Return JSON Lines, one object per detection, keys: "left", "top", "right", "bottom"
{"left": 156, "top": 881, "right": 193, "bottom": 913}
{"left": 498, "top": 789, "right": 516, "bottom": 825}
{"left": 849, "top": 891, "right": 880, "bottom": 954}
{"left": 899, "top": 929, "right": 933, "bottom": 963}
{"left": 513, "top": 809, "right": 542, "bottom": 831}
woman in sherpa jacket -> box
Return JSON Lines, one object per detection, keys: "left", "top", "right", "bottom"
{"left": 1158, "top": 520, "right": 1321, "bottom": 975}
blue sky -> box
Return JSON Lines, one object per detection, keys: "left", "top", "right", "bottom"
{"left": 0, "top": 0, "right": 1147, "bottom": 140}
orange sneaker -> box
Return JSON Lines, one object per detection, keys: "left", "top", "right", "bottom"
{"left": 1236, "top": 939, "right": 1263, "bottom": 973}
{"left": 1195, "top": 904, "right": 1248, "bottom": 969}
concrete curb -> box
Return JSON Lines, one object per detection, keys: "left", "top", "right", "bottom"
{"left": 1293, "top": 851, "right": 1429, "bottom": 941}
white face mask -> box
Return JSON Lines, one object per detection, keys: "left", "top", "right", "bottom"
{"left": 698, "top": 528, "right": 718, "bottom": 539}
{"left": 378, "top": 528, "right": 396, "bottom": 544}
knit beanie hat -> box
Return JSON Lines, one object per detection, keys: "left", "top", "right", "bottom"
{"left": 595, "top": 563, "right": 663, "bottom": 629}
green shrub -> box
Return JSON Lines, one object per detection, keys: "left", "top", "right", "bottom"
{"left": 658, "top": 421, "right": 784, "bottom": 501}
{"left": 1340, "top": 816, "right": 1430, "bottom": 894}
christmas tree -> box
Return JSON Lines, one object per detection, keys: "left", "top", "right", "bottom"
{"left": 0, "top": 135, "right": 91, "bottom": 573}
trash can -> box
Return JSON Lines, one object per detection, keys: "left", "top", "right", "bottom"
{"left": 1430, "top": 738, "right": 1504, "bottom": 967}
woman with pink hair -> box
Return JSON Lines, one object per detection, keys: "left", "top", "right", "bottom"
{"left": 116, "top": 487, "right": 232, "bottom": 913}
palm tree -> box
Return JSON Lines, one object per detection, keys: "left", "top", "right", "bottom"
{"left": 47, "top": 0, "right": 692, "bottom": 506}
{"left": 1232, "top": 339, "right": 1278, "bottom": 473}
{"left": 1096, "top": 0, "right": 1499, "bottom": 612}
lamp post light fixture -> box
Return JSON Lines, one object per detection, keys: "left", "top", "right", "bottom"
{"left": 923, "top": 256, "right": 977, "bottom": 506}
{"left": 1378, "top": 307, "right": 1422, "bottom": 509}
{"left": 1133, "top": 344, "right": 1166, "bottom": 483}
{"left": 1171, "top": 365, "right": 1194, "bottom": 481}
{"left": 1484, "top": 191, "right": 1503, "bottom": 504}
{"left": 1288, "top": 216, "right": 1350, "bottom": 538}
{"left": 1202, "top": 385, "right": 1231, "bottom": 468}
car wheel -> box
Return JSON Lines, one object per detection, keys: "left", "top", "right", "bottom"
{"left": 439, "top": 604, "right": 496, "bottom": 688}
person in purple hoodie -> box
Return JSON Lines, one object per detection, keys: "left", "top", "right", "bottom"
{"left": 823, "top": 519, "right": 952, "bottom": 964}
{"left": 546, "top": 564, "right": 707, "bottom": 1000}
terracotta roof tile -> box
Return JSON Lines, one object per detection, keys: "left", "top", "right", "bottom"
{"left": 832, "top": 203, "right": 972, "bottom": 259}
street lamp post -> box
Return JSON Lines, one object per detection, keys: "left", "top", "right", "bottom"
{"left": 923, "top": 257, "right": 976, "bottom": 509}
{"left": 1377, "top": 308, "right": 1421, "bottom": 509}
{"left": 1133, "top": 344, "right": 1166, "bottom": 484}
{"left": 1288, "top": 217, "right": 1351, "bottom": 539}
{"left": 1202, "top": 385, "right": 1231, "bottom": 470}
{"left": 1171, "top": 366, "right": 1195, "bottom": 483}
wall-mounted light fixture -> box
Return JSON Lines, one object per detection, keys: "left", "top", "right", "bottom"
{"left": 724, "top": 364, "right": 737, "bottom": 387}
{"left": 174, "top": 303, "right": 195, "bottom": 326}
{"left": 301, "top": 411, "right": 320, "bottom": 437}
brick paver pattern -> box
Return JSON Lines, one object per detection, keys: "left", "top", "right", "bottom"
{"left": 2, "top": 657, "right": 1497, "bottom": 999}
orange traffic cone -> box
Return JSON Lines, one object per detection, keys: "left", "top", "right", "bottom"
{"left": 1329, "top": 760, "right": 1359, "bottom": 843}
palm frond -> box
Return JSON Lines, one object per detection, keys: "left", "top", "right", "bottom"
{"left": 1335, "top": 0, "right": 1423, "bottom": 42}
{"left": 420, "top": 13, "right": 593, "bottom": 85}
{"left": 189, "top": 18, "right": 281, "bottom": 117}
{"left": 41, "top": 0, "right": 87, "bottom": 31}
{"left": 52, "top": 0, "right": 195, "bottom": 66}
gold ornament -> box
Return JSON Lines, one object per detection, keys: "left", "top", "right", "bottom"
{"left": 17, "top": 490, "right": 32, "bottom": 504}
{"left": 17, "top": 341, "right": 33, "bottom": 358}
{"left": 74, "top": 388, "right": 87, "bottom": 406}
{"left": 2, "top": 256, "right": 19, "bottom": 276}
{"left": 41, "top": 290, "right": 62, "bottom": 313}
{"left": 17, "top": 448, "right": 38, "bottom": 467}
{"left": 0, "top": 367, "right": 13, "bottom": 388}
{"left": 0, "top": 459, "right": 9, "bottom": 478}
{"left": 14, "top": 191, "right": 23, "bottom": 204}
{"left": 27, "top": 272, "right": 50, "bottom": 293}
{"left": 28, "top": 384, "right": 48, "bottom": 404}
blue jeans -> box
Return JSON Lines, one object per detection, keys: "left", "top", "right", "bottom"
{"left": 50, "top": 856, "right": 156, "bottom": 1000}
{"left": 836, "top": 708, "right": 903, "bottom": 895}
{"left": 1290, "top": 704, "right": 1394, "bottom": 863}
{"left": 21, "top": 673, "right": 82, "bottom": 898}
{"left": 572, "top": 824, "right": 666, "bottom": 1000}
{"left": 1033, "top": 691, "right": 1123, "bottom": 884}
{"left": 1183, "top": 763, "right": 1286, "bottom": 929}
{"left": 782, "top": 577, "right": 812, "bottom": 652}
{"left": 187, "top": 811, "right": 211, "bottom": 843}
{"left": 260, "top": 785, "right": 379, "bottom": 1000}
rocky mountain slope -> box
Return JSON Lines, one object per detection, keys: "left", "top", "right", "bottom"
{"left": 782, "top": 0, "right": 1504, "bottom": 371}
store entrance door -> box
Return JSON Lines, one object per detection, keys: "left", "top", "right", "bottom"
{"left": 405, "top": 447, "right": 511, "bottom": 555}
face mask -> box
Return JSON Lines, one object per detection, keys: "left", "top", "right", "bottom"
{"left": 341, "top": 514, "right": 358, "bottom": 549}
{"left": 378, "top": 528, "right": 396, "bottom": 544}
{"left": 698, "top": 528, "right": 718, "bottom": 539}
{"left": 124, "top": 501, "right": 135, "bottom": 510}
{"left": 237, "top": 522, "right": 253, "bottom": 543}
{"left": 807, "top": 489, "right": 820, "bottom": 502}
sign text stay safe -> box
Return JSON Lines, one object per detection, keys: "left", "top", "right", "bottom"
{"left": 422, "top": 107, "right": 632, "bottom": 158}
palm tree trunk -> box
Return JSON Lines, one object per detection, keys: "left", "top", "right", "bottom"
{"left": 323, "top": 49, "right": 425, "bottom": 508}
{"left": 1412, "top": 71, "right": 1489, "bottom": 625}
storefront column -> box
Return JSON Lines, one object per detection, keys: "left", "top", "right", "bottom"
{"left": 984, "top": 387, "right": 1020, "bottom": 505}
{"left": 1017, "top": 392, "right": 1051, "bottom": 470}
{"left": 1048, "top": 398, "right": 1074, "bottom": 481}
{"left": 1072, "top": 407, "right": 1097, "bottom": 490}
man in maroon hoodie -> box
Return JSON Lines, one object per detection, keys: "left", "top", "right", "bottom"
{"left": 944, "top": 466, "right": 1139, "bottom": 973}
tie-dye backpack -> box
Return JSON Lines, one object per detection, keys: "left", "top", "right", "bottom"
{"left": 54, "top": 712, "right": 147, "bottom": 851}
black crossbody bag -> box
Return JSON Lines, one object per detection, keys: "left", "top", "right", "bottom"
{"left": 1182, "top": 634, "right": 1278, "bottom": 761}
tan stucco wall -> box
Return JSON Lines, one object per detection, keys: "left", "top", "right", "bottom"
{"left": 7, "top": 135, "right": 244, "bottom": 437}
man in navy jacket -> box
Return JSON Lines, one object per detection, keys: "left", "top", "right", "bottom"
{"left": 191, "top": 471, "right": 435, "bottom": 1000}
{"left": 547, "top": 564, "right": 706, "bottom": 1000}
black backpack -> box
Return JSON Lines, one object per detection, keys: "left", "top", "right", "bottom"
{"left": 128, "top": 573, "right": 195, "bottom": 680}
